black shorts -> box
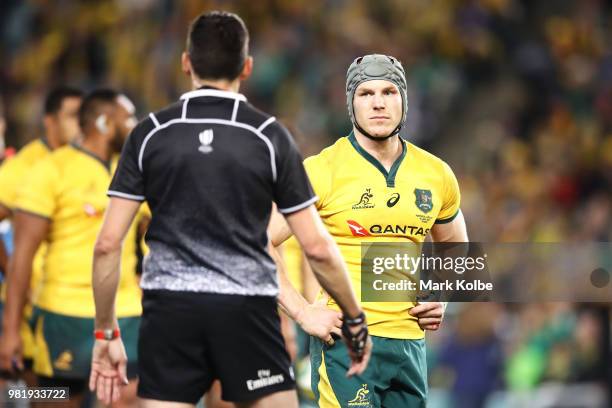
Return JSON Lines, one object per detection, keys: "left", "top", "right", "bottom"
{"left": 137, "top": 290, "right": 295, "bottom": 404}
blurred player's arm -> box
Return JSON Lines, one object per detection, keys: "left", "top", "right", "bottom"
{"left": 0, "top": 241, "right": 7, "bottom": 276}
{"left": 0, "top": 203, "right": 11, "bottom": 275}
{"left": 0, "top": 210, "right": 49, "bottom": 371}
{"left": 93, "top": 197, "right": 141, "bottom": 330}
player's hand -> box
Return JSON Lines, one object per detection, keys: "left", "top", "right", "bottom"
{"left": 341, "top": 312, "right": 372, "bottom": 377}
{"left": 346, "top": 331, "right": 372, "bottom": 378}
{"left": 0, "top": 329, "right": 23, "bottom": 376}
{"left": 295, "top": 295, "right": 342, "bottom": 344}
{"left": 89, "top": 338, "right": 129, "bottom": 405}
{"left": 410, "top": 302, "right": 445, "bottom": 331}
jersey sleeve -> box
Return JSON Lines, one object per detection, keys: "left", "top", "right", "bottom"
{"left": 435, "top": 161, "right": 461, "bottom": 224}
{"left": 0, "top": 157, "right": 24, "bottom": 209}
{"left": 108, "top": 120, "right": 153, "bottom": 202}
{"left": 15, "top": 159, "right": 59, "bottom": 219}
{"left": 265, "top": 121, "right": 317, "bottom": 214}
{"left": 303, "top": 154, "right": 331, "bottom": 211}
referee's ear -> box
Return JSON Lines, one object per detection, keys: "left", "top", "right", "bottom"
{"left": 181, "top": 51, "right": 192, "bottom": 77}
{"left": 239, "top": 56, "right": 253, "bottom": 81}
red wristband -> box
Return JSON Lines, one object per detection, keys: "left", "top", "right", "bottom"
{"left": 94, "top": 328, "right": 121, "bottom": 340}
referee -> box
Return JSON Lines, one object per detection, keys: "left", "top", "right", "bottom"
{"left": 89, "top": 11, "right": 370, "bottom": 408}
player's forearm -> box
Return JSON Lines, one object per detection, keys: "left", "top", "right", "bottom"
{"left": 92, "top": 246, "right": 121, "bottom": 330}
{"left": 2, "top": 255, "right": 32, "bottom": 333}
{"left": 0, "top": 205, "right": 10, "bottom": 276}
{"left": 0, "top": 240, "right": 7, "bottom": 276}
{"left": 277, "top": 263, "right": 309, "bottom": 322}
{"left": 304, "top": 238, "right": 361, "bottom": 318}
{"left": 269, "top": 242, "right": 308, "bottom": 321}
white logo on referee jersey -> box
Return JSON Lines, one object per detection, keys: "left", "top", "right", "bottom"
{"left": 198, "top": 129, "right": 214, "bottom": 153}
{"left": 246, "top": 369, "right": 285, "bottom": 391}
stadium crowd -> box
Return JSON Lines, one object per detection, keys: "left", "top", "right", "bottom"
{"left": 0, "top": 0, "right": 610, "bottom": 407}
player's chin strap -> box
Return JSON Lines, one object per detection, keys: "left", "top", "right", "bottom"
{"left": 341, "top": 311, "right": 369, "bottom": 358}
{"left": 353, "top": 119, "right": 402, "bottom": 141}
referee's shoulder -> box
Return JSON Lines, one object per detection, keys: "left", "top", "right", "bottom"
{"left": 131, "top": 101, "right": 184, "bottom": 142}
{"left": 236, "top": 102, "right": 290, "bottom": 141}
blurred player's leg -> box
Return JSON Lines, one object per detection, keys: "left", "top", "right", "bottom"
{"left": 204, "top": 381, "right": 235, "bottom": 408}
{"left": 234, "top": 389, "right": 298, "bottom": 408}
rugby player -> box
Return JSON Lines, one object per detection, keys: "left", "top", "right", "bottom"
{"left": 269, "top": 54, "right": 469, "bottom": 407}
{"left": 0, "top": 87, "right": 82, "bottom": 383}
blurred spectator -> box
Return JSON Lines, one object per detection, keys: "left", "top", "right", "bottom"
{"left": 0, "top": 1, "right": 610, "bottom": 407}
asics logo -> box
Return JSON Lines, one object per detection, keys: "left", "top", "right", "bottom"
{"left": 386, "top": 193, "right": 400, "bottom": 207}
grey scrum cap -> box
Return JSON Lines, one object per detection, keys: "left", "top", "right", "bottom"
{"left": 345, "top": 54, "right": 408, "bottom": 130}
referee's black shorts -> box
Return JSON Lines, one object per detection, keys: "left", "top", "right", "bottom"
{"left": 137, "top": 290, "right": 295, "bottom": 404}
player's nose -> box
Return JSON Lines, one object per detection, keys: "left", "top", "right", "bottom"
{"left": 372, "top": 93, "right": 386, "bottom": 109}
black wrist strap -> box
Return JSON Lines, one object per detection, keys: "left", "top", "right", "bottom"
{"left": 344, "top": 311, "right": 366, "bottom": 326}
{"left": 341, "top": 312, "right": 368, "bottom": 357}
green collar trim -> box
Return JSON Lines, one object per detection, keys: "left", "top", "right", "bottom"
{"left": 347, "top": 131, "right": 406, "bottom": 187}
{"left": 70, "top": 142, "right": 111, "bottom": 173}
{"left": 39, "top": 137, "right": 51, "bottom": 151}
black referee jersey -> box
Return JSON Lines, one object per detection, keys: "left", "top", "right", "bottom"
{"left": 108, "top": 87, "right": 317, "bottom": 296}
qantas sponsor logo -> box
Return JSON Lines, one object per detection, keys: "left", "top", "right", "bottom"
{"left": 347, "top": 220, "right": 430, "bottom": 237}
{"left": 347, "top": 220, "right": 371, "bottom": 237}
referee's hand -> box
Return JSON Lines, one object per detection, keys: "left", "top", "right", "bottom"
{"left": 89, "top": 338, "right": 129, "bottom": 405}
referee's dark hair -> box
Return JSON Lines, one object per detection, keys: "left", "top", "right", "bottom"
{"left": 78, "top": 89, "right": 119, "bottom": 132}
{"left": 44, "top": 86, "right": 83, "bottom": 115}
{"left": 187, "top": 11, "right": 249, "bottom": 81}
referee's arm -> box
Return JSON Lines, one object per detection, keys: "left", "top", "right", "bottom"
{"left": 92, "top": 197, "right": 141, "bottom": 330}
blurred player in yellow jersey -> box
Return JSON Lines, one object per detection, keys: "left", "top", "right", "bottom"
{"left": 0, "top": 87, "right": 83, "bottom": 383}
{"left": 0, "top": 89, "right": 145, "bottom": 407}
{"left": 270, "top": 54, "right": 469, "bottom": 407}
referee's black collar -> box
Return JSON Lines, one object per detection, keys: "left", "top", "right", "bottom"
{"left": 180, "top": 87, "right": 247, "bottom": 102}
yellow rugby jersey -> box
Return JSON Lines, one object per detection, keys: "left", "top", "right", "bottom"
{"left": 0, "top": 139, "right": 51, "bottom": 209}
{"left": 16, "top": 144, "right": 142, "bottom": 318}
{"left": 0, "top": 138, "right": 51, "bottom": 358}
{"left": 0, "top": 138, "right": 50, "bottom": 302}
{"left": 304, "top": 132, "right": 460, "bottom": 339}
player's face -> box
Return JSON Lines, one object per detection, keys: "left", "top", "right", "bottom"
{"left": 353, "top": 80, "right": 402, "bottom": 138}
{"left": 54, "top": 97, "right": 82, "bottom": 144}
{"left": 111, "top": 97, "right": 137, "bottom": 153}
